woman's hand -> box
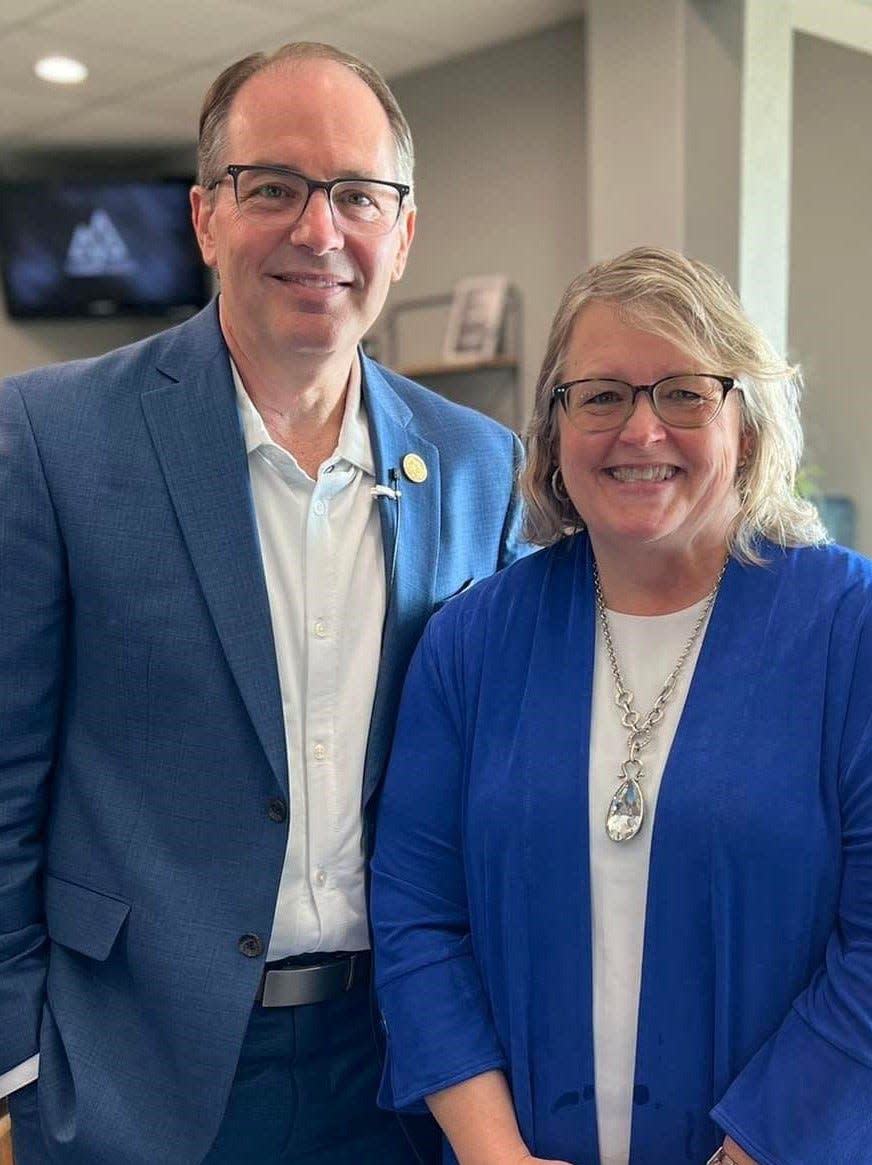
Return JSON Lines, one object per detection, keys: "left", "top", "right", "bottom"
{"left": 721, "top": 1136, "right": 761, "bottom": 1165}
{"left": 427, "top": 1072, "right": 578, "bottom": 1165}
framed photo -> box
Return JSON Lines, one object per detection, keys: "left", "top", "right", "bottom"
{"left": 442, "top": 275, "right": 509, "bottom": 364}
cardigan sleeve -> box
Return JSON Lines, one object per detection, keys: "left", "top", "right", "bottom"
{"left": 371, "top": 614, "right": 507, "bottom": 1113}
{"left": 711, "top": 590, "right": 872, "bottom": 1164}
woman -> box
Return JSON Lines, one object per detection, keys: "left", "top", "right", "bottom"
{"left": 370, "top": 248, "right": 872, "bottom": 1165}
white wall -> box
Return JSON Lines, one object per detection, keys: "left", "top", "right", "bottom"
{"left": 0, "top": 312, "right": 180, "bottom": 377}
{"left": 790, "top": 31, "right": 872, "bottom": 555}
{"left": 383, "top": 20, "right": 586, "bottom": 421}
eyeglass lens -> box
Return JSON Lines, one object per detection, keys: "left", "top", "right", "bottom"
{"left": 562, "top": 375, "right": 727, "bottom": 431}
{"left": 232, "top": 168, "right": 402, "bottom": 235}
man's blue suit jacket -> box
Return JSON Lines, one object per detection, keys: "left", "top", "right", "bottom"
{"left": 0, "top": 301, "right": 526, "bottom": 1164}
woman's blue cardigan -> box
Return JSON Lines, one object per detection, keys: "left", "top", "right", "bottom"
{"left": 371, "top": 535, "right": 872, "bottom": 1165}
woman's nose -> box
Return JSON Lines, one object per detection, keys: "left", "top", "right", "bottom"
{"left": 618, "top": 390, "right": 666, "bottom": 442}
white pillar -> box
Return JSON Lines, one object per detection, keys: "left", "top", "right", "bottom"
{"left": 738, "top": 0, "right": 793, "bottom": 353}
{"left": 585, "top": 0, "right": 792, "bottom": 356}
{"left": 586, "top": 0, "right": 687, "bottom": 262}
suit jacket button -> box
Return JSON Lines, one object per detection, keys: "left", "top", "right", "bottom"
{"left": 267, "top": 797, "right": 288, "bottom": 823}
{"left": 238, "top": 933, "right": 264, "bottom": 958}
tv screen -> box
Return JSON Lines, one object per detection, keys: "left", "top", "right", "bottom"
{"left": 0, "top": 179, "right": 210, "bottom": 319}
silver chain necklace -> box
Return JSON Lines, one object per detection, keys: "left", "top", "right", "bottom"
{"left": 593, "top": 557, "right": 729, "bottom": 843}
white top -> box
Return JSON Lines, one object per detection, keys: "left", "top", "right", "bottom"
{"left": 234, "top": 360, "right": 386, "bottom": 959}
{"left": 589, "top": 597, "right": 711, "bottom": 1165}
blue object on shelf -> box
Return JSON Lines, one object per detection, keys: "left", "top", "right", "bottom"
{"left": 816, "top": 495, "right": 855, "bottom": 548}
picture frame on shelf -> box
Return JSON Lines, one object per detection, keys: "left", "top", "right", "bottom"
{"left": 442, "top": 274, "right": 509, "bottom": 364}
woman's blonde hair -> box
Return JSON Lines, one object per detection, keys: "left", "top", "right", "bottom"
{"left": 521, "top": 246, "right": 827, "bottom": 561}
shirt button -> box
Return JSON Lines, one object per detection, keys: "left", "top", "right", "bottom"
{"left": 313, "top": 620, "right": 328, "bottom": 638}
{"left": 238, "top": 933, "right": 264, "bottom": 958}
{"left": 313, "top": 500, "right": 327, "bottom": 516}
{"left": 267, "top": 797, "right": 287, "bottom": 823}
{"left": 313, "top": 869, "right": 327, "bottom": 888}
{"left": 313, "top": 743, "right": 327, "bottom": 761}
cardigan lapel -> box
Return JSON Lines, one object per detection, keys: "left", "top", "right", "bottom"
{"left": 359, "top": 356, "right": 441, "bottom": 808}
{"left": 139, "top": 306, "right": 287, "bottom": 789}
{"left": 629, "top": 553, "right": 787, "bottom": 1161}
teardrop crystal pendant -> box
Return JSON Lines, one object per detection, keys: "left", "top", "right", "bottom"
{"left": 605, "top": 761, "right": 645, "bottom": 842}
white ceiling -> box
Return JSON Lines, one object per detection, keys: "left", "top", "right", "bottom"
{"left": 3, "top": 0, "right": 870, "bottom": 155}
{"left": 0, "top": 0, "right": 585, "bottom": 151}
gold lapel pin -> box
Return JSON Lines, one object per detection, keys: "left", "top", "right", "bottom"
{"left": 401, "top": 453, "right": 428, "bottom": 484}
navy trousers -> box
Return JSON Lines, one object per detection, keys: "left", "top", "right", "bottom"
{"left": 202, "top": 977, "right": 419, "bottom": 1164}
{"left": 9, "top": 977, "right": 423, "bottom": 1164}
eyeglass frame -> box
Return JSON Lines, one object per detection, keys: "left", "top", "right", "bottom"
{"left": 551, "top": 374, "right": 737, "bottom": 431}
{"left": 206, "top": 164, "right": 411, "bottom": 235}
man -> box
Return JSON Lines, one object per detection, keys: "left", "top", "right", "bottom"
{"left": 0, "top": 42, "right": 525, "bottom": 1165}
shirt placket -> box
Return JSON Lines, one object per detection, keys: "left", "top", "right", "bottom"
{"left": 304, "top": 460, "right": 351, "bottom": 921}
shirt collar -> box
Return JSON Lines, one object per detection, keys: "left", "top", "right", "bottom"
{"left": 231, "top": 354, "right": 375, "bottom": 477}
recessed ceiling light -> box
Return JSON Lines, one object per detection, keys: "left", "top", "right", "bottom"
{"left": 34, "top": 55, "right": 89, "bottom": 85}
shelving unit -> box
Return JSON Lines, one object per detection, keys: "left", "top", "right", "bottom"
{"left": 381, "top": 287, "right": 524, "bottom": 432}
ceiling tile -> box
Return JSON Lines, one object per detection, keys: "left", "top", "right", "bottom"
{"left": 352, "top": 0, "right": 584, "bottom": 61}
{"left": 274, "top": 14, "right": 449, "bottom": 78}
{"left": 0, "top": 81, "right": 87, "bottom": 139}
{"left": 122, "top": 62, "right": 225, "bottom": 125}
{"left": 34, "top": 0, "right": 318, "bottom": 65}
{"left": 0, "top": 25, "right": 176, "bottom": 102}
{"left": 27, "top": 99, "right": 196, "bottom": 146}
{"left": 0, "top": 0, "right": 61, "bottom": 31}
{"left": 238, "top": 0, "right": 365, "bottom": 16}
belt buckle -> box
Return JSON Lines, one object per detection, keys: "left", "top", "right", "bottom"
{"left": 258, "top": 953, "right": 363, "bottom": 1008}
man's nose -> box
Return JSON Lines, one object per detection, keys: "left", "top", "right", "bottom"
{"left": 289, "top": 189, "right": 344, "bottom": 252}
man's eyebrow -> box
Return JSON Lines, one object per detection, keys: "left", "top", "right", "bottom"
{"left": 245, "top": 161, "right": 389, "bottom": 181}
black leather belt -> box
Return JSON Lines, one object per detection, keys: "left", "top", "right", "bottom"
{"left": 256, "top": 951, "right": 371, "bottom": 1008}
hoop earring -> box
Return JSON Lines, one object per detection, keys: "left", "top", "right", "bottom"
{"left": 551, "top": 466, "right": 569, "bottom": 503}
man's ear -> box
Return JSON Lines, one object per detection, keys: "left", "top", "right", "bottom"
{"left": 391, "top": 206, "right": 416, "bottom": 283}
{"left": 190, "top": 185, "right": 219, "bottom": 270}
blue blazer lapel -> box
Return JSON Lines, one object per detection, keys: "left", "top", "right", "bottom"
{"left": 140, "top": 305, "right": 287, "bottom": 788}
{"left": 360, "top": 356, "right": 441, "bottom": 807}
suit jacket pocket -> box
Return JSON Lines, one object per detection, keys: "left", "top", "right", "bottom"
{"left": 45, "top": 874, "right": 130, "bottom": 961}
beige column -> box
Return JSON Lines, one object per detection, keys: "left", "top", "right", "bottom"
{"left": 585, "top": 0, "right": 792, "bottom": 352}
{"left": 738, "top": 0, "right": 793, "bottom": 353}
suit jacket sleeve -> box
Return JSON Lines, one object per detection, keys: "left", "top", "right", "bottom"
{"left": 711, "top": 581, "right": 872, "bottom": 1164}
{"left": 371, "top": 611, "right": 507, "bottom": 1113}
{"left": 498, "top": 432, "right": 527, "bottom": 572}
{"left": 0, "top": 382, "right": 67, "bottom": 1072}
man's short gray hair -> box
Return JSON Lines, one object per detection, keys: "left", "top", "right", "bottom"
{"left": 197, "top": 42, "right": 415, "bottom": 194}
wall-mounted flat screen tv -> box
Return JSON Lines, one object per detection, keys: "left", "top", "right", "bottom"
{"left": 0, "top": 179, "right": 210, "bottom": 319}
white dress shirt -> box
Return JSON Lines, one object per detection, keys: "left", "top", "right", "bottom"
{"left": 233, "top": 359, "right": 385, "bottom": 959}
{"left": 589, "top": 598, "right": 711, "bottom": 1165}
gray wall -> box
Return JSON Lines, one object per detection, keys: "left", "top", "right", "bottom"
{"left": 376, "top": 20, "right": 586, "bottom": 419}
{"left": 790, "top": 31, "right": 872, "bottom": 554}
